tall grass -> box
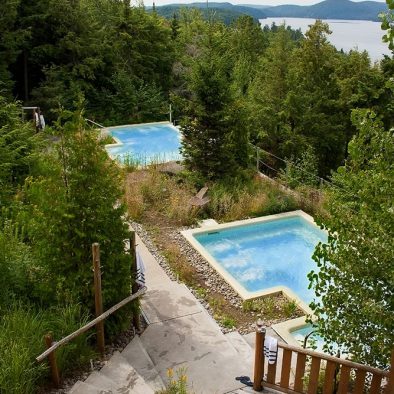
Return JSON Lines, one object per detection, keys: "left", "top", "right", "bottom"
{"left": 0, "top": 303, "right": 93, "bottom": 394}
{"left": 208, "top": 176, "right": 298, "bottom": 222}
{"left": 124, "top": 169, "right": 301, "bottom": 226}
{"left": 124, "top": 169, "right": 198, "bottom": 225}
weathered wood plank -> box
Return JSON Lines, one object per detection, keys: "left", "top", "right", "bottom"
{"left": 370, "top": 374, "right": 382, "bottom": 394}
{"left": 323, "top": 360, "right": 337, "bottom": 394}
{"left": 353, "top": 369, "right": 366, "bottom": 394}
{"left": 280, "top": 349, "right": 293, "bottom": 389}
{"left": 294, "top": 353, "right": 307, "bottom": 392}
{"left": 267, "top": 362, "right": 278, "bottom": 384}
{"left": 308, "top": 356, "right": 322, "bottom": 394}
{"left": 337, "top": 365, "right": 351, "bottom": 394}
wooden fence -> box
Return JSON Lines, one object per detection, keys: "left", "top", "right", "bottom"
{"left": 253, "top": 323, "right": 393, "bottom": 394}
{"left": 36, "top": 234, "right": 146, "bottom": 388}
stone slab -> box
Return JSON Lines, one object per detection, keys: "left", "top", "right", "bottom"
{"left": 199, "top": 219, "right": 219, "bottom": 227}
{"left": 68, "top": 381, "right": 101, "bottom": 394}
{"left": 121, "top": 335, "right": 165, "bottom": 392}
{"left": 141, "top": 282, "right": 204, "bottom": 324}
{"left": 134, "top": 232, "right": 174, "bottom": 289}
{"left": 98, "top": 352, "right": 154, "bottom": 394}
{"left": 84, "top": 371, "right": 116, "bottom": 390}
{"left": 140, "top": 314, "right": 251, "bottom": 394}
{"left": 225, "top": 331, "right": 254, "bottom": 366}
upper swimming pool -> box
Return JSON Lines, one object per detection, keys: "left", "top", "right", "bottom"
{"left": 104, "top": 122, "right": 182, "bottom": 164}
{"left": 182, "top": 211, "right": 327, "bottom": 312}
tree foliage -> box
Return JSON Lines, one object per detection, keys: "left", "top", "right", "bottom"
{"left": 308, "top": 110, "right": 394, "bottom": 367}
{"left": 0, "top": 96, "right": 39, "bottom": 205}
{"left": 23, "top": 107, "right": 132, "bottom": 333}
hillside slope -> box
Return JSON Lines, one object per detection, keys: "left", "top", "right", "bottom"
{"left": 258, "top": 0, "right": 387, "bottom": 22}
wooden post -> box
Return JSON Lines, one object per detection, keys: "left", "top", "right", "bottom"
{"left": 386, "top": 348, "right": 394, "bottom": 394}
{"left": 253, "top": 319, "right": 266, "bottom": 391}
{"left": 130, "top": 231, "right": 141, "bottom": 332}
{"left": 92, "top": 243, "right": 105, "bottom": 355}
{"left": 44, "top": 333, "right": 60, "bottom": 388}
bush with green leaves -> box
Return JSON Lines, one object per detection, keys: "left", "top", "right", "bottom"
{"left": 23, "top": 107, "right": 133, "bottom": 335}
{"left": 0, "top": 96, "right": 40, "bottom": 206}
{"left": 279, "top": 146, "right": 320, "bottom": 189}
{"left": 0, "top": 219, "right": 36, "bottom": 306}
{"left": 308, "top": 110, "right": 394, "bottom": 368}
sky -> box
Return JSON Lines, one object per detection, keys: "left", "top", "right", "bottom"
{"left": 150, "top": 0, "right": 386, "bottom": 7}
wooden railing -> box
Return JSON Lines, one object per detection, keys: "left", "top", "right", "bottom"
{"left": 253, "top": 322, "right": 393, "bottom": 394}
{"left": 36, "top": 234, "right": 145, "bottom": 388}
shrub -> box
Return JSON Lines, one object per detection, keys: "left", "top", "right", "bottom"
{"left": 124, "top": 169, "right": 199, "bottom": 226}
{"left": 158, "top": 367, "right": 191, "bottom": 394}
{"left": 278, "top": 146, "right": 320, "bottom": 189}
{"left": 23, "top": 108, "right": 132, "bottom": 336}
{"left": 0, "top": 220, "right": 34, "bottom": 307}
{"left": 283, "top": 299, "right": 298, "bottom": 318}
{"left": 0, "top": 303, "right": 92, "bottom": 394}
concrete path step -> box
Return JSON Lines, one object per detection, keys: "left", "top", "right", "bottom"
{"left": 121, "top": 335, "right": 165, "bottom": 392}
{"left": 141, "top": 281, "right": 204, "bottom": 324}
{"left": 84, "top": 370, "right": 116, "bottom": 390}
{"left": 140, "top": 313, "right": 250, "bottom": 394}
{"left": 225, "top": 331, "right": 254, "bottom": 366}
{"left": 68, "top": 380, "right": 102, "bottom": 394}
{"left": 95, "top": 351, "right": 154, "bottom": 394}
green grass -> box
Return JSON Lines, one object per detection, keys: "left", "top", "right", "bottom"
{"left": 0, "top": 302, "right": 94, "bottom": 394}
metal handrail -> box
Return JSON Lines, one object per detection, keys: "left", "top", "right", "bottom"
{"left": 36, "top": 284, "right": 147, "bottom": 363}
{"left": 85, "top": 118, "right": 105, "bottom": 128}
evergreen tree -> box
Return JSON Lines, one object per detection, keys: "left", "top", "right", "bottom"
{"left": 247, "top": 25, "right": 303, "bottom": 158}
{"left": 181, "top": 26, "right": 249, "bottom": 179}
{"left": 24, "top": 107, "right": 132, "bottom": 333}
{"left": 0, "top": 96, "right": 39, "bottom": 206}
{"left": 286, "top": 21, "right": 343, "bottom": 175}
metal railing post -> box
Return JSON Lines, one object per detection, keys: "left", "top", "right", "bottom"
{"left": 253, "top": 319, "right": 266, "bottom": 391}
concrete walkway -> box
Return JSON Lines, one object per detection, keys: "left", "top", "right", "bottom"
{"left": 69, "top": 232, "right": 263, "bottom": 394}
{"left": 136, "top": 233, "right": 255, "bottom": 393}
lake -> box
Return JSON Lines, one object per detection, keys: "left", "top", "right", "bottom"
{"left": 260, "top": 17, "right": 392, "bottom": 62}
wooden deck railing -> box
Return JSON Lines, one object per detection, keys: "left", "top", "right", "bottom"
{"left": 253, "top": 322, "right": 393, "bottom": 394}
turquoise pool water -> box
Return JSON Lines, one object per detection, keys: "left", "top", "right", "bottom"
{"left": 291, "top": 324, "right": 325, "bottom": 351}
{"left": 105, "top": 123, "right": 182, "bottom": 164}
{"left": 194, "top": 216, "right": 327, "bottom": 303}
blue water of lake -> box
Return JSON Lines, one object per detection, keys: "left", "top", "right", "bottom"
{"left": 260, "top": 17, "right": 392, "bottom": 62}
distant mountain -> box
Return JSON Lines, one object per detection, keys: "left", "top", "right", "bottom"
{"left": 153, "top": 2, "right": 266, "bottom": 24}
{"left": 246, "top": 0, "right": 388, "bottom": 22}
{"left": 155, "top": 0, "right": 387, "bottom": 22}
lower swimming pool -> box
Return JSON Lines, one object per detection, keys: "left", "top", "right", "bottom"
{"left": 182, "top": 211, "right": 327, "bottom": 312}
{"left": 104, "top": 122, "right": 182, "bottom": 164}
